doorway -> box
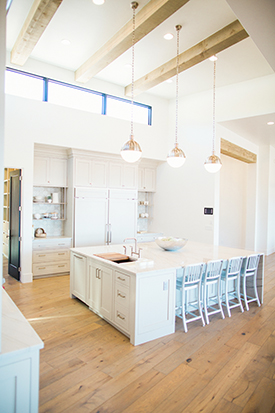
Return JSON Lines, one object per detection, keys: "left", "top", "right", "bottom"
{"left": 2, "top": 168, "right": 21, "bottom": 280}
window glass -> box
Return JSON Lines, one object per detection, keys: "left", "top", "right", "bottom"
{"left": 48, "top": 81, "right": 102, "bottom": 114}
{"left": 106, "top": 97, "right": 150, "bottom": 125}
{"left": 5, "top": 70, "right": 44, "bottom": 101}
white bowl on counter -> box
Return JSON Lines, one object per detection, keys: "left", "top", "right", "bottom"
{"left": 155, "top": 236, "right": 188, "bottom": 251}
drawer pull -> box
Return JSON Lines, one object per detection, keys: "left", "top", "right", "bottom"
{"left": 117, "top": 313, "right": 125, "bottom": 320}
{"left": 58, "top": 253, "right": 65, "bottom": 255}
{"left": 117, "top": 292, "right": 126, "bottom": 299}
{"left": 38, "top": 254, "right": 46, "bottom": 257}
{"left": 58, "top": 243, "right": 65, "bottom": 246}
{"left": 58, "top": 265, "right": 65, "bottom": 268}
{"left": 118, "top": 276, "right": 126, "bottom": 282}
{"left": 75, "top": 255, "right": 83, "bottom": 260}
{"left": 38, "top": 267, "right": 46, "bottom": 270}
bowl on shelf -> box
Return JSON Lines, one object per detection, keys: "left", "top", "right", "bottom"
{"left": 155, "top": 236, "right": 188, "bottom": 251}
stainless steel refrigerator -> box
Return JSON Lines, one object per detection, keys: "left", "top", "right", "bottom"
{"left": 74, "top": 187, "right": 137, "bottom": 247}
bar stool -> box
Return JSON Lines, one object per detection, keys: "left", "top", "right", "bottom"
{"left": 202, "top": 259, "right": 224, "bottom": 324}
{"left": 241, "top": 254, "right": 261, "bottom": 311}
{"left": 221, "top": 256, "right": 244, "bottom": 317}
{"left": 175, "top": 263, "right": 205, "bottom": 333}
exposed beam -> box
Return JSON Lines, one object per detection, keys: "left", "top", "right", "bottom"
{"left": 221, "top": 138, "right": 257, "bottom": 163}
{"left": 10, "top": 0, "right": 63, "bottom": 66}
{"left": 125, "top": 20, "right": 249, "bottom": 97}
{"left": 75, "top": 0, "right": 190, "bottom": 83}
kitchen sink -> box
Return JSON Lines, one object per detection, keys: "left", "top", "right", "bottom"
{"left": 94, "top": 252, "right": 138, "bottom": 264}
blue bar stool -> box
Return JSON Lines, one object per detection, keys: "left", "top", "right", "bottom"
{"left": 221, "top": 256, "right": 244, "bottom": 317}
{"left": 176, "top": 263, "right": 205, "bottom": 332}
{"left": 241, "top": 254, "right": 261, "bottom": 311}
{"left": 202, "top": 259, "right": 225, "bottom": 324}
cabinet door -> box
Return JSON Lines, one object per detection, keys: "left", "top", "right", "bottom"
{"left": 92, "top": 160, "right": 108, "bottom": 188}
{"left": 123, "top": 164, "right": 137, "bottom": 189}
{"left": 109, "top": 162, "right": 123, "bottom": 188}
{"left": 33, "top": 156, "right": 49, "bottom": 186}
{"left": 138, "top": 168, "right": 145, "bottom": 191}
{"left": 75, "top": 158, "right": 92, "bottom": 187}
{"left": 99, "top": 264, "right": 113, "bottom": 321}
{"left": 87, "top": 259, "right": 101, "bottom": 312}
{"left": 50, "top": 158, "right": 68, "bottom": 187}
{"left": 71, "top": 253, "right": 87, "bottom": 302}
{"left": 144, "top": 168, "right": 156, "bottom": 192}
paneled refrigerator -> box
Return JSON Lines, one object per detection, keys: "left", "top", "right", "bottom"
{"left": 74, "top": 187, "right": 137, "bottom": 247}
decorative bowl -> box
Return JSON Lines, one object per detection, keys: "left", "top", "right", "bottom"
{"left": 155, "top": 236, "right": 188, "bottom": 251}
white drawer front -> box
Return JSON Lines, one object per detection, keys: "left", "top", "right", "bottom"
{"left": 115, "top": 284, "right": 129, "bottom": 308}
{"left": 33, "top": 249, "right": 69, "bottom": 263}
{"left": 114, "top": 303, "right": 129, "bottom": 333}
{"left": 33, "top": 238, "right": 71, "bottom": 251}
{"left": 115, "top": 271, "right": 130, "bottom": 287}
{"left": 33, "top": 261, "right": 69, "bottom": 276}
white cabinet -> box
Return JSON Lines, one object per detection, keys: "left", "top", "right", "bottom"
{"left": 32, "top": 237, "right": 71, "bottom": 278}
{"left": 113, "top": 271, "right": 130, "bottom": 334}
{"left": 87, "top": 259, "right": 113, "bottom": 321}
{"left": 70, "top": 252, "right": 87, "bottom": 302}
{"left": 33, "top": 156, "right": 68, "bottom": 187}
{"left": 138, "top": 166, "right": 156, "bottom": 192}
{"left": 75, "top": 157, "right": 108, "bottom": 188}
{"left": 109, "top": 162, "right": 137, "bottom": 189}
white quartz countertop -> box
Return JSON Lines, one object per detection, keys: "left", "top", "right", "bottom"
{"left": 71, "top": 240, "right": 259, "bottom": 275}
{"left": 1, "top": 289, "right": 44, "bottom": 357}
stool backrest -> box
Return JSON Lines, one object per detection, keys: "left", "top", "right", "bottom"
{"left": 205, "top": 259, "right": 223, "bottom": 281}
{"left": 183, "top": 263, "right": 204, "bottom": 286}
{"left": 245, "top": 254, "right": 260, "bottom": 275}
{"left": 227, "top": 256, "right": 243, "bottom": 277}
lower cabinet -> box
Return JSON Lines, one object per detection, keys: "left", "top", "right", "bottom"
{"left": 113, "top": 271, "right": 130, "bottom": 334}
{"left": 71, "top": 252, "right": 87, "bottom": 302}
{"left": 87, "top": 259, "right": 113, "bottom": 321}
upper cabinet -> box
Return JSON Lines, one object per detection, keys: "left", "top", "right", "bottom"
{"left": 138, "top": 166, "right": 156, "bottom": 192}
{"left": 75, "top": 157, "right": 108, "bottom": 188}
{"left": 109, "top": 162, "right": 137, "bottom": 189}
{"left": 33, "top": 156, "right": 68, "bottom": 187}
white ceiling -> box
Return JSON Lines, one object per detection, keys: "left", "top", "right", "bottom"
{"left": 5, "top": 0, "right": 275, "bottom": 145}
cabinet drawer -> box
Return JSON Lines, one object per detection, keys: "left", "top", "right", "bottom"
{"left": 33, "top": 261, "right": 69, "bottom": 276}
{"left": 33, "top": 238, "right": 71, "bottom": 251}
{"left": 33, "top": 249, "right": 69, "bottom": 263}
{"left": 115, "top": 283, "right": 129, "bottom": 308}
{"left": 115, "top": 271, "right": 130, "bottom": 287}
{"left": 114, "top": 303, "right": 129, "bottom": 333}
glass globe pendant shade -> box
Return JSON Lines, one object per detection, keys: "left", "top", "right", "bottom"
{"left": 167, "top": 143, "right": 186, "bottom": 168}
{"left": 204, "top": 153, "right": 222, "bottom": 173}
{"left": 121, "top": 135, "right": 142, "bottom": 163}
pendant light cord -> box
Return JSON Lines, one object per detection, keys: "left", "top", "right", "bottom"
{"left": 131, "top": 2, "right": 138, "bottom": 139}
{"left": 212, "top": 59, "right": 216, "bottom": 155}
{"left": 175, "top": 25, "right": 181, "bottom": 146}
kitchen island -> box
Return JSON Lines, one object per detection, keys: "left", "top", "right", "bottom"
{"left": 70, "top": 241, "right": 264, "bottom": 346}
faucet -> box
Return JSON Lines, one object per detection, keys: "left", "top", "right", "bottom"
{"left": 123, "top": 237, "right": 141, "bottom": 258}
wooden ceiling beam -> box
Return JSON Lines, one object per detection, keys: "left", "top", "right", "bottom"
{"left": 221, "top": 138, "right": 257, "bottom": 163}
{"left": 125, "top": 20, "right": 249, "bottom": 97}
{"left": 75, "top": 0, "right": 190, "bottom": 83}
{"left": 10, "top": 0, "right": 63, "bottom": 66}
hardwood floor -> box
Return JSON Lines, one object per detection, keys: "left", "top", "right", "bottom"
{"left": 3, "top": 255, "right": 275, "bottom": 413}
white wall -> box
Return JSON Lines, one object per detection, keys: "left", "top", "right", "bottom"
{"left": 267, "top": 146, "right": 275, "bottom": 255}
{"left": 0, "top": 0, "right": 6, "bottom": 349}
{"left": 219, "top": 154, "right": 248, "bottom": 249}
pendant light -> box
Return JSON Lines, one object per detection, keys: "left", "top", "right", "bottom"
{"left": 121, "top": 2, "right": 142, "bottom": 163}
{"left": 167, "top": 25, "right": 186, "bottom": 168}
{"left": 204, "top": 56, "right": 222, "bottom": 173}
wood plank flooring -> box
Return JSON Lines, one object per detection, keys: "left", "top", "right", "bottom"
{"left": 3, "top": 255, "right": 275, "bottom": 413}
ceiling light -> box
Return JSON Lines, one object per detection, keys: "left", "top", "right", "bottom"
{"left": 93, "top": 0, "right": 105, "bottom": 5}
{"left": 209, "top": 55, "right": 218, "bottom": 62}
{"left": 164, "top": 33, "right": 174, "bottom": 40}
{"left": 267, "top": 121, "right": 274, "bottom": 125}
{"left": 167, "top": 25, "right": 186, "bottom": 168}
{"left": 121, "top": 2, "right": 142, "bottom": 163}
{"left": 61, "top": 39, "right": 71, "bottom": 46}
{"left": 204, "top": 57, "right": 222, "bottom": 173}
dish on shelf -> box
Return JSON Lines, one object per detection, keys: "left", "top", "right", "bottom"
{"left": 155, "top": 236, "right": 188, "bottom": 251}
